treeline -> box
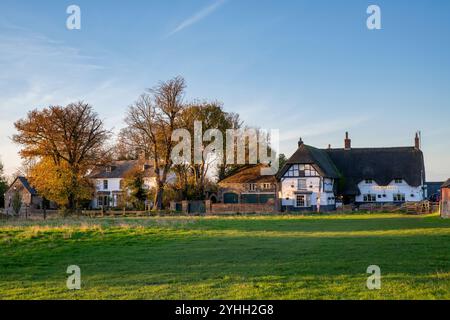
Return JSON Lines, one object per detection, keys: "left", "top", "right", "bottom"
{"left": 11, "top": 76, "right": 250, "bottom": 213}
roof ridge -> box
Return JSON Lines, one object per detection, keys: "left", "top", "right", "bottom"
{"left": 324, "top": 146, "right": 417, "bottom": 151}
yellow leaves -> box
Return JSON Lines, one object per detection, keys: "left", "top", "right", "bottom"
{"left": 29, "top": 157, "right": 93, "bottom": 207}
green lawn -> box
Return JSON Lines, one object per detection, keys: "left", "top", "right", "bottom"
{"left": 0, "top": 213, "right": 449, "bottom": 300}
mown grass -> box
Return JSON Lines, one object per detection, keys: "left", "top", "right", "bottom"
{"left": 0, "top": 213, "right": 449, "bottom": 300}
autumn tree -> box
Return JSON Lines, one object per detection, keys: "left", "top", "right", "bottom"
{"left": 28, "top": 157, "right": 93, "bottom": 208}
{"left": 121, "top": 77, "right": 186, "bottom": 210}
{"left": 122, "top": 165, "right": 149, "bottom": 210}
{"left": 0, "top": 160, "right": 8, "bottom": 208}
{"left": 13, "top": 102, "right": 111, "bottom": 212}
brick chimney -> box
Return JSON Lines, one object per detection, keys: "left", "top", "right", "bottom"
{"left": 298, "top": 137, "right": 304, "bottom": 147}
{"left": 415, "top": 132, "right": 420, "bottom": 150}
{"left": 344, "top": 132, "right": 351, "bottom": 150}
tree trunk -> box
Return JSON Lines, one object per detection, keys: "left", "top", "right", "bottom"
{"left": 154, "top": 182, "right": 164, "bottom": 211}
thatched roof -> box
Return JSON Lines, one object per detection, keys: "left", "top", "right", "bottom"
{"left": 326, "top": 147, "right": 425, "bottom": 195}
{"left": 219, "top": 165, "right": 277, "bottom": 184}
{"left": 278, "top": 140, "right": 425, "bottom": 196}
{"left": 276, "top": 143, "right": 339, "bottom": 179}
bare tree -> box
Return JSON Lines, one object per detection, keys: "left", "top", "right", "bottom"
{"left": 122, "top": 76, "right": 186, "bottom": 210}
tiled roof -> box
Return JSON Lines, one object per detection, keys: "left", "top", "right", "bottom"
{"left": 219, "top": 165, "right": 277, "bottom": 184}
{"left": 89, "top": 160, "right": 156, "bottom": 179}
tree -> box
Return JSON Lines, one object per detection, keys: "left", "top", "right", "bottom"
{"left": 12, "top": 191, "right": 22, "bottom": 215}
{"left": 278, "top": 154, "right": 287, "bottom": 171}
{"left": 0, "top": 161, "right": 8, "bottom": 208}
{"left": 121, "top": 77, "right": 186, "bottom": 210}
{"left": 122, "top": 166, "right": 148, "bottom": 210}
{"left": 28, "top": 157, "right": 93, "bottom": 208}
{"left": 13, "top": 102, "right": 111, "bottom": 212}
{"left": 177, "top": 101, "right": 242, "bottom": 199}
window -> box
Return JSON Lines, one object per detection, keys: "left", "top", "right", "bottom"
{"left": 304, "top": 164, "right": 318, "bottom": 177}
{"left": 287, "top": 164, "right": 299, "bottom": 177}
{"left": 393, "top": 193, "right": 406, "bottom": 202}
{"left": 394, "top": 179, "right": 403, "bottom": 184}
{"left": 262, "top": 183, "right": 272, "bottom": 190}
{"left": 98, "top": 196, "right": 103, "bottom": 206}
{"left": 365, "top": 179, "right": 373, "bottom": 184}
{"left": 363, "top": 194, "right": 377, "bottom": 202}
{"left": 103, "top": 180, "right": 108, "bottom": 190}
{"left": 119, "top": 179, "right": 124, "bottom": 190}
{"left": 248, "top": 183, "right": 257, "bottom": 191}
{"left": 296, "top": 195, "right": 306, "bottom": 207}
{"left": 106, "top": 166, "right": 112, "bottom": 173}
{"left": 286, "top": 164, "right": 319, "bottom": 177}
{"left": 297, "top": 179, "right": 307, "bottom": 190}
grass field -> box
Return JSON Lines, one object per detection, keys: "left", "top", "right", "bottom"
{"left": 0, "top": 213, "right": 449, "bottom": 300}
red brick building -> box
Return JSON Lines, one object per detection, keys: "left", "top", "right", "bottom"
{"left": 440, "top": 179, "right": 450, "bottom": 218}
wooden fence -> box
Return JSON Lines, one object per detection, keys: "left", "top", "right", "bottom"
{"left": 356, "top": 201, "right": 438, "bottom": 214}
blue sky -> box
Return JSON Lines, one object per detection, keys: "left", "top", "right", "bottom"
{"left": 0, "top": 0, "right": 449, "bottom": 180}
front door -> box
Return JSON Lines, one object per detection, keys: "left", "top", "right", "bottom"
{"left": 296, "top": 194, "right": 308, "bottom": 207}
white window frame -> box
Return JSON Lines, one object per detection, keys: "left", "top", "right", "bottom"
{"left": 393, "top": 193, "right": 406, "bottom": 202}
{"left": 363, "top": 194, "right": 377, "bottom": 202}
{"left": 297, "top": 179, "right": 307, "bottom": 190}
{"left": 262, "top": 183, "right": 271, "bottom": 190}
{"left": 296, "top": 194, "right": 307, "bottom": 207}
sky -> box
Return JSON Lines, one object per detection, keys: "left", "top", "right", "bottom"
{"left": 0, "top": 0, "right": 449, "bottom": 181}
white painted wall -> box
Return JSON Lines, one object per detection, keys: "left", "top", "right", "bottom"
{"left": 355, "top": 180, "right": 424, "bottom": 203}
{"left": 280, "top": 176, "right": 335, "bottom": 207}
{"left": 91, "top": 173, "right": 176, "bottom": 208}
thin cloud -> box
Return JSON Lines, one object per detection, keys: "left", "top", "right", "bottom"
{"left": 167, "top": 0, "right": 227, "bottom": 37}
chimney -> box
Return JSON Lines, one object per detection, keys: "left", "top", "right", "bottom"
{"left": 415, "top": 132, "right": 420, "bottom": 150}
{"left": 344, "top": 132, "right": 351, "bottom": 150}
{"left": 328, "top": 144, "right": 331, "bottom": 149}
{"left": 298, "top": 137, "right": 304, "bottom": 147}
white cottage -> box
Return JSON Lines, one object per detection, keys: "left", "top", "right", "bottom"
{"left": 277, "top": 133, "right": 426, "bottom": 211}
{"left": 88, "top": 160, "right": 174, "bottom": 209}
{"left": 277, "top": 138, "right": 339, "bottom": 212}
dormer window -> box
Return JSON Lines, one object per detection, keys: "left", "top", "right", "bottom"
{"left": 365, "top": 179, "right": 373, "bottom": 184}
{"left": 394, "top": 178, "right": 403, "bottom": 184}
{"left": 106, "top": 166, "right": 112, "bottom": 173}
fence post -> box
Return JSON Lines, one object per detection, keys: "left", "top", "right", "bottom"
{"left": 182, "top": 201, "right": 189, "bottom": 214}
{"left": 205, "top": 200, "right": 211, "bottom": 215}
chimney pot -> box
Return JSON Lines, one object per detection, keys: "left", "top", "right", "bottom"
{"left": 344, "top": 132, "right": 351, "bottom": 150}
{"left": 415, "top": 132, "right": 420, "bottom": 149}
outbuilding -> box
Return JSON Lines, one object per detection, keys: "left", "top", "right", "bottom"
{"left": 440, "top": 179, "right": 450, "bottom": 218}
{"left": 4, "top": 176, "right": 42, "bottom": 215}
